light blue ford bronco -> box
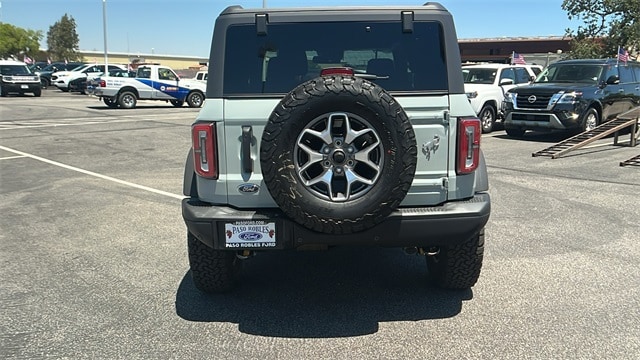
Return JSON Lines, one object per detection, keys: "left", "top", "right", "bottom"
{"left": 182, "top": 2, "right": 491, "bottom": 293}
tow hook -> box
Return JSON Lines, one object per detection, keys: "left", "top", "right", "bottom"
{"left": 404, "top": 247, "right": 440, "bottom": 256}
{"left": 403, "top": 247, "right": 419, "bottom": 255}
{"left": 424, "top": 247, "right": 440, "bottom": 256}
{"left": 236, "top": 250, "right": 255, "bottom": 260}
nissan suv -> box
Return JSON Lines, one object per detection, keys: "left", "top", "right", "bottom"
{"left": 503, "top": 59, "right": 640, "bottom": 137}
{"left": 181, "top": 3, "right": 491, "bottom": 293}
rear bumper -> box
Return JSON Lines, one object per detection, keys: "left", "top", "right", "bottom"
{"left": 182, "top": 193, "right": 491, "bottom": 250}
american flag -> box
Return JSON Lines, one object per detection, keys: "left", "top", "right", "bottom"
{"left": 618, "top": 46, "right": 629, "bottom": 64}
{"left": 511, "top": 52, "right": 526, "bottom": 65}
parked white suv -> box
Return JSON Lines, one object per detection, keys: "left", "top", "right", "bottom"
{"left": 462, "top": 63, "right": 542, "bottom": 133}
{"left": 51, "top": 63, "right": 126, "bottom": 92}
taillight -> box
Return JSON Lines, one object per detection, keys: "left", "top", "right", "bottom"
{"left": 99, "top": 80, "right": 106, "bottom": 87}
{"left": 320, "top": 67, "right": 354, "bottom": 76}
{"left": 192, "top": 123, "right": 218, "bottom": 179}
{"left": 456, "top": 117, "right": 481, "bottom": 174}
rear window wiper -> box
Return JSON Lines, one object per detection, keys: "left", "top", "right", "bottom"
{"left": 356, "top": 73, "right": 390, "bottom": 80}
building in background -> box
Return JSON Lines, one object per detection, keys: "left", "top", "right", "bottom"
{"left": 459, "top": 36, "right": 571, "bottom": 67}
{"left": 78, "top": 50, "right": 208, "bottom": 77}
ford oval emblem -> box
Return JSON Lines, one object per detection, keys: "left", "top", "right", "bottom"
{"left": 528, "top": 95, "right": 537, "bottom": 103}
{"left": 238, "top": 183, "right": 260, "bottom": 194}
{"left": 238, "top": 232, "right": 263, "bottom": 241}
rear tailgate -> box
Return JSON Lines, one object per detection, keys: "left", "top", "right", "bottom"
{"left": 222, "top": 96, "right": 451, "bottom": 209}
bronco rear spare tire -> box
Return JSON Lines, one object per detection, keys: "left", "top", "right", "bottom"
{"left": 260, "top": 75, "right": 417, "bottom": 234}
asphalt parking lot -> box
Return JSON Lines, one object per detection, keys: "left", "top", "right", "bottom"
{"left": 1, "top": 89, "right": 639, "bottom": 359}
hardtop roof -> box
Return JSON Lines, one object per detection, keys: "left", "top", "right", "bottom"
{"left": 220, "top": 2, "right": 448, "bottom": 16}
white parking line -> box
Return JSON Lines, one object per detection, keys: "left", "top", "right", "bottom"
{"left": 0, "top": 145, "right": 185, "bottom": 200}
{"left": 0, "top": 155, "right": 27, "bottom": 161}
{"left": 0, "top": 114, "right": 192, "bottom": 131}
{"left": 0, "top": 118, "right": 143, "bottom": 130}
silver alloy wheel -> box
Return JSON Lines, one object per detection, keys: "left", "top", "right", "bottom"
{"left": 193, "top": 94, "right": 203, "bottom": 106}
{"left": 481, "top": 109, "right": 493, "bottom": 129}
{"left": 122, "top": 93, "right": 135, "bottom": 107}
{"left": 294, "top": 112, "right": 383, "bottom": 202}
{"left": 584, "top": 111, "right": 598, "bottom": 131}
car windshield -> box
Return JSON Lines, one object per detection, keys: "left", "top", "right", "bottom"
{"left": 29, "top": 64, "right": 45, "bottom": 71}
{"left": 535, "top": 64, "right": 603, "bottom": 84}
{"left": 223, "top": 20, "right": 448, "bottom": 94}
{"left": 39, "top": 64, "right": 60, "bottom": 72}
{"left": 70, "top": 64, "right": 87, "bottom": 72}
{"left": 1, "top": 64, "right": 32, "bottom": 75}
{"left": 462, "top": 68, "right": 496, "bottom": 84}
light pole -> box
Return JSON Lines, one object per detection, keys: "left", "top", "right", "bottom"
{"left": 263, "top": 0, "right": 266, "bottom": 7}
{"left": 102, "top": 0, "right": 108, "bottom": 72}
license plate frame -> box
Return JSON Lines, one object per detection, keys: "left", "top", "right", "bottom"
{"left": 224, "top": 220, "right": 276, "bottom": 249}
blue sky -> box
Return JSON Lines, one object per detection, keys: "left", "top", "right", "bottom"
{"left": 1, "top": 0, "right": 577, "bottom": 58}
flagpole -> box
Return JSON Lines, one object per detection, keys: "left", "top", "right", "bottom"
{"left": 616, "top": 45, "right": 620, "bottom": 66}
{"left": 103, "top": 0, "right": 109, "bottom": 73}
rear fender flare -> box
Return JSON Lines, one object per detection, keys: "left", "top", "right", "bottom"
{"left": 474, "top": 150, "right": 489, "bottom": 192}
{"left": 183, "top": 149, "right": 198, "bottom": 197}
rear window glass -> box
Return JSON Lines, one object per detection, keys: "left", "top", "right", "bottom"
{"left": 223, "top": 21, "right": 447, "bottom": 95}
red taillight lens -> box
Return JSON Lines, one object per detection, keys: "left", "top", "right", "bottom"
{"left": 456, "top": 117, "right": 481, "bottom": 175}
{"left": 320, "top": 67, "right": 355, "bottom": 76}
{"left": 192, "top": 123, "right": 218, "bottom": 179}
{"left": 99, "top": 80, "right": 106, "bottom": 87}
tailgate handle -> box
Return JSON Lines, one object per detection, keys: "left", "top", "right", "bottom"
{"left": 241, "top": 126, "right": 253, "bottom": 174}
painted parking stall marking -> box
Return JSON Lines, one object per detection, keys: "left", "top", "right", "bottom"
{"left": 0, "top": 145, "right": 184, "bottom": 200}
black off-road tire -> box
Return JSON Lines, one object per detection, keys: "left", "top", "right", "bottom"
{"left": 426, "top": 229, "right": 485, "bottom": 289}
{"left": 187, "top": 91, "right": 204, "bottom": 108}
{"left": 479, "top": 104, "right": 496, "bottom": 133}
{"left": 33, "top": 88, "right": 42, "bottom": 97}
{"left": 118, "top": 91, "right": 137, "bottom": 109}
{"left": 260, "top": 75, "right": 417, "bottom": 234}
{"left": 187, "top": 232, "right": 241, "bottom": 293}
{"left": 0, "top": 86, "right": 7, "bottom": 97}
{"left": 103, "top": 97, "right": 118, "bottom": 108}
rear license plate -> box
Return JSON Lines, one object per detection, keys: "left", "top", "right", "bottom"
{"left": 21, "top": 85, "right": 29, "bottom": 89}
{"left": 224, "top": 220, "right": 276, "bottom": 249}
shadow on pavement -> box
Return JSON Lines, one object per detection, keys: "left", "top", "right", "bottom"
{"left": 493, "top": 131, "right": 573, "bottom": 143}
{"left": 175, "top": 246, "right": 472, "bottom": 338}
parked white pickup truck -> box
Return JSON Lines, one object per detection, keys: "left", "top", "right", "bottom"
{"left": 93, "top": 65, "right": 206, "bottom": 109}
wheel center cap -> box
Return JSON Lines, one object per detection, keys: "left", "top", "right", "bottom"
{"left": 332, "top": 150, "right": 346, "bottom": 164}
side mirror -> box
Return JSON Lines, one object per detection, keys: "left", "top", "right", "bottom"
{"left": 499, "top": 78, "right": 514, "bottom": 86}
{"left": 606, "top": 75, "right": 620, "bottom": 85}
{"left": 529, "top": 75, "right": 536, "bottom": 82}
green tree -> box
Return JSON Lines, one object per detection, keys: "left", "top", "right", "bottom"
{"left": 562, "top": 0, "right": 639, "bottom": 58}
{"left": 0, "top": 23, "right": 42, "bottom": 60}
{"left": 46, "top": 14, "right": 80, "bottom": 61}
